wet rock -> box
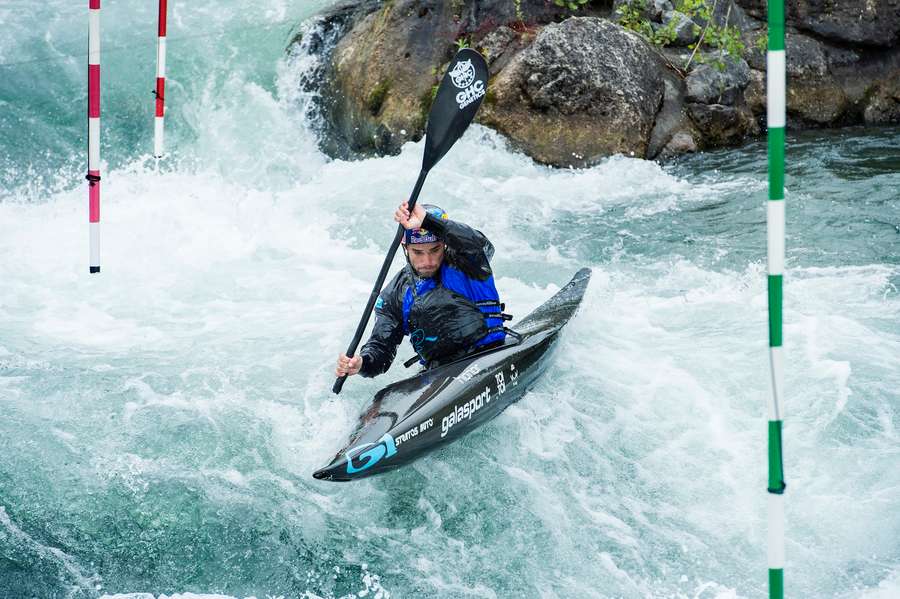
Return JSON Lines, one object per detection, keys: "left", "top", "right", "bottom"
{"left": 735, "top": 0, "right": 900, "bottom": 47}
{"left": 864, "top": 73, "right": 900, "bottom": 124}
{"left": 480, "top": 17, "right": 666, "bottom": 166}
{"left": 687, "top": 102, "right": 759, "bottom": 146}
{"left": 743, "top": 68, "right": 766, "bottom": 117}
{"left": 685, "top": 55, "right": 751, "bottom": 105}
{"left": 828, "top": 45, "right": 900, "bottom": 115}
{"left": 661, "top": 131, "right": 699, "bottom": 157}
{"left": 647, "top": 72, "right": 699, "bottom": 159}
{"left": 784, "top": 32, "right": 849, "bottom": 124}
{"left": 479, "top": 25, "right": 531, "bottom": 76}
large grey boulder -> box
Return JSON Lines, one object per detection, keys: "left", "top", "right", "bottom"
{"left": 480, "top": 17, "right": 666, "bottom": 166}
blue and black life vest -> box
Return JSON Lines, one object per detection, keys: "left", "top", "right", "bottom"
{"left": 401, "top": 263, "right": 509, "bottom": 365}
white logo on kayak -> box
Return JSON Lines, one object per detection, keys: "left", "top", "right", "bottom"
{"left": 454, "top": 362, "right": 481, "bottom": 384}
{"left": 395, "top": 418, "right": 434, "bottom": 447}
{"left": 441, "top": 385, "right": 491, "bottom": 438}
{"left": 449, "top": 59, "right": 476, "bottom": 89}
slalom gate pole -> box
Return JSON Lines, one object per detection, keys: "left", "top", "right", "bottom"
{"left": 154, "top": 0, "right": 168, "bottom": 158}
{"left": 87, "top": 0, "right": 101, "bottom": 273}
{"left": 766, "top": 0, "right": 787, "bottom": 597}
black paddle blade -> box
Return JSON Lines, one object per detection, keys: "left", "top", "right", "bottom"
{"left": 423, "top": 48, "right": 488, "bottom": 171}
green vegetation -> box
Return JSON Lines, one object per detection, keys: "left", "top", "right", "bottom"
{"left": 419, "top": 84, "right": 439, "bottom": 128}
{"left": 451, "top": 0, "right": 464, "bottom": 20}
{"left": 616, "top": 0, "right": 649, "bottom": 34}
{"left": 553, "top": 0, "right": 591, "bottom": 10}
{"left": 618, "top": 0, "right": 679, "bottom": 46}
{"left": 513, "top": 0, "right": 524, "bottom": 22}
{"left": 754, "top": 28, "right": 768, "bottom": 52}
{"left": 367, "top": 80, "right": 392, "bottom": 116}
{"left": 615, "top": 0, "right": 746, "bottom": 71}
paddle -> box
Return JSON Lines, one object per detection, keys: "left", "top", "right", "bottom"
{"left": 333, "top": 47, "right": 489, "bottom": 394}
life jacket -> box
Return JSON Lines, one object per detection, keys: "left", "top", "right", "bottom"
{"left": 401, "top": 264, "right": 508, "bottom": 366}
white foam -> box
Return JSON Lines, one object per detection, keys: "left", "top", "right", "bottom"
{"left": 2, "top": 5, "right": 899, "bottom": 598}
{"left": 852, "top": 567, "right": 900, "bottom": 599}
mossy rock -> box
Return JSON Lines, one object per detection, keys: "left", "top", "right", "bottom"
{"left": 367, "top": 80, "right": 392, "bottom": 116}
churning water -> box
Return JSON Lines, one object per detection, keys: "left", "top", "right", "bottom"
{"left": 1, "top": 1, "right": 898, "bottom": 598}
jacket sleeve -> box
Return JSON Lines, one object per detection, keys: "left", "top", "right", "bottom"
{"left": 423, "top": 212, "right": 494, "bottom": 280}
{"left": 358, "top": 274, "right": 406, "bottom": 377}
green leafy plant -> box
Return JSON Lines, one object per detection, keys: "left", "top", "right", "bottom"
{"left": 616, "top": 0, "right": 654, "bottom": 39}
{"left": 616, "top": 0, "right": 747, "bottom": 72}
{"left": 754, "top": 28, "right": 768, "bottom": 53}
{"left": 706, "top": 15, "right": 744, "bottom": 56}
{"left": 617, "top": 0, "right": 680, "bottom": 47}
{"left": 553, "top": 0, "right": 590, "bottom": 11}
{"left": 650, "top": 16, "right": 679, "bottom": 46}
{"left": 681, "top": 0, "right": 745, "bottom": 70}
{"left": 679, "top": 0, "right": 711, "bottom": 23}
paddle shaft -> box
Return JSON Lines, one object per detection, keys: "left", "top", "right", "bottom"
{"left": 332, "top": 169, "right": 429, "bottom": 394}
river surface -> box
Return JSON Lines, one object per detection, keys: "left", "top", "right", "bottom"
{"left": 1, "top": 2, "right": 899, "bottom": 598}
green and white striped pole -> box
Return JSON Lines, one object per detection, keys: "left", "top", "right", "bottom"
{"left": 766, "top": 0, "right": 787, "bottom": 597}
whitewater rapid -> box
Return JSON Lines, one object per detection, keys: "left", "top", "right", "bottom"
{"left": 1, "top": 1, "right": 899, "bottom": 598}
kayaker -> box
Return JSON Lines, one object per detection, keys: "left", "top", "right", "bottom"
{"left": 335, "top": 201, "right": 509, "bottom": 378}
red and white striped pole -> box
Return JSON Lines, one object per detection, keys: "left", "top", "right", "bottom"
{"left": 87, "top": 0, "right": 101, "bottom": 273}
{"left": 154, "top": 0, "right": 167, "bottom": 158}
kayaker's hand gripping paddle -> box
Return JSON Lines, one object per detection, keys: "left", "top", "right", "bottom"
{"left": 333, "top": 48, "right": 489, "bottom": 394}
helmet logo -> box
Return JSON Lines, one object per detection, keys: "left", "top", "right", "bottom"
{"left": 404, "top": 204, "right": 446, "bottom": 244}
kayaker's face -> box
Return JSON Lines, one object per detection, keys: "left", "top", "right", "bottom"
{"left": 406, "top": 241, "right": 444, "bottom": 278}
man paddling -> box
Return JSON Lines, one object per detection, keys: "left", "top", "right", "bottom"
{"left": 336, "top": 201, "right": 509, "bottom": 378}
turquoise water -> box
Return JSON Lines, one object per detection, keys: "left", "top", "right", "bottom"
{"left": 1, "top": 2, "right": 899, "bottom": 598}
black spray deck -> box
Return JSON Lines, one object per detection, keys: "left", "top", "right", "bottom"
{"left": 313, "top": 268, "right": 591, "bottom": 481}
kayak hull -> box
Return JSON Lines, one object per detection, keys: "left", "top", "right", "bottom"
{"left": 313, "top": 268, "right": 591, "bottom": 482}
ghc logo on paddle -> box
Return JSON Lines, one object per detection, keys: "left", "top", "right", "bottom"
{"left": 449, "top": 59, "right": 485, "bottom": 109}
{"left": 449, "top": 59, "right": 476, "bottom": 88}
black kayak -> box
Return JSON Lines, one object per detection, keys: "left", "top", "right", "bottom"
{"left": 313, "top": 267, "right": 591, "bottom": 482}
